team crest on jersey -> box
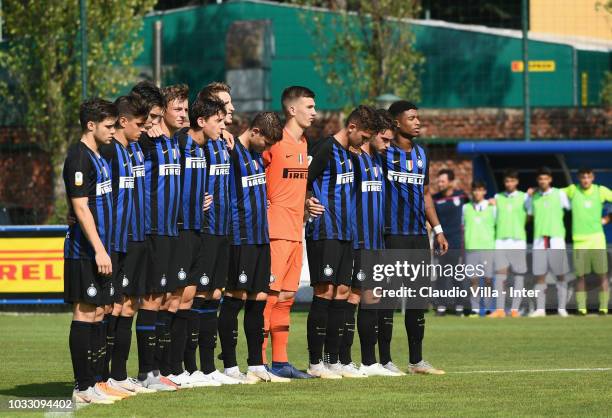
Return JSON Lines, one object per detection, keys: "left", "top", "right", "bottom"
{"left": 406, "top": 160, "right": 413, "bottom": 171}
{"left": 200, "top": 274, "right": 209, "bottom": 286}
{"left": 417, "top": 159, "right": 424, "bottom": 169}
{"left": 356, "top": 270, "right": 366, "bottom": 281}
{"left": 323, "top": 265, "right": 333, "bottom": 277}
{"left": 270, "top": 274, "right": 276, "bottom": 283}
{"left": 178, "top": 268, "right": 187, "bottom": 281}
{"left": 122, "top": 275, "right": 129, "bottom": 288}
{"left": 239, "top": 272, "right": 248, "bottom": 284}
{"left": 75, "top": 172, "right": 83, "bottom": 186}
{"left": 87, "top": 285, "right": 97, "bottom": 297}
{"left": 161, "top": 274, "right": 167, "bottom": 287}
{"left": 453, "top": 197, "right": 461, "bottom": 206}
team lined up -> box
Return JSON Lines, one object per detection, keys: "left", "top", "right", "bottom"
{"left": 63, "top": 82, "right": 451, "bottom": 405}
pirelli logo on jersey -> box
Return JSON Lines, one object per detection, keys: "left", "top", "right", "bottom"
{"left": 361, "top": 180, "right": 382, "bottom": 192}
{"left": 119, "top": 176, "right": 135, "bottom": 189}
{"left": 209, "top": 163, "right": 230, "bottom": 176}
{"left": 242, "top": 172, "right": 266, "bottom": 188}
{"left": 159, "top": 164, "right": 181, "bottom": 176}
{"left": 336, "top": 172, "right": 354, "bottom": 184}
{"left": 132, "top": 165, "right": 145, "bottom": 178}
{"left": 96, "top": 180, "right": 112, "bottom": 196}
{"left": 186, "top": 157, "right": 207, "bottom": 169}
{"left": 282, "top": 168, "right": 308, "bottom": 179}
{"left": 387, "top": 170, "right": 424, "bottom": 185}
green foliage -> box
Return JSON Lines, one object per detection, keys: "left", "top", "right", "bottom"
{"left": 0, "top": 0, "right": 156, "bottom": 223}
{"left": 295, "top": 0, "right": 424, "bottom": 109}
{"left": 601, "top": 71, "right": 612, "bottom": 107}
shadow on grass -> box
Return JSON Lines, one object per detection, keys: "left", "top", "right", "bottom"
{"left": 0, "top": 382, "right": 73, "bottom": 398}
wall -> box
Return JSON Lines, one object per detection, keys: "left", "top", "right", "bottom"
{"left": 531, "top": 0, "right": 612, "bottom": 41}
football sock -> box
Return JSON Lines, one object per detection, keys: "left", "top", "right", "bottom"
{"left": 90, "top": 321, "right": 103, "bottom": 382}
{"left": 110, "top": 315, "right": 133, "bottom": 381}
{"left": 495, "top": 274, "right": 507, "bottom": 311}
{"left": 103, "top": 313, "right": 117, "bottom": 381}
{"left": 324, "top": 299, "right": 347, "bottom": 365}
{"left": 470, "top": 285, "right": 480, "bottom": 313}
{"left": 155, "top": 310, "right": 173, "bottom": 376}
{"left": 576, "top": 291, "right": 587, "bottom": 312}
{"left": 599, "top": 291, "right": 609, "bottom": 313}
{"left": 135, "top": 308, "right": 157, "bottom": 375}
{"left": 511, "top": 275, "right": 524, "bottom": 311}
{"left": 357, "top": 306, "right": 378, "bottom": 366}
{"left": 183, "top": 307, "right": 200, "bottom": 374}
{"left": 307, "top": 296, "right": 330, "bottom": 365}
{"left": 170, "top": 309, "right": 190, "bottom": 375}
{"left": 270, "top": 298, "right": 293, "bottom": 363}
{"left": 339, "top": 301, "right": 357, "bottom": 365}
{"left": 218, "top": 297, "right": 244, "bottom": 369}
{"left": 69, "top": 321, "right": 94, "bottom": 391}
{"left": 405, "top": 309, "right": 425, "bottom": 365}
{"left": 262, "top": 294, "right": 277, "bottom": 365}
{"left": 244, "top": 300, "right": 266, "bottom": 367}
{"left": 535, "top": 283, "right": 547, "bottom": 311}
{"left": 377, "top": 309, "right": 394, "bottom": 365}
{"left": 196, "top": 299, "right": 220, "bottom": 374}
{"left": 556, "top": 281, "right": 568, "bottom": 310}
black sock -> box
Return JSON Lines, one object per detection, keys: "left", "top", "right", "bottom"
{"left": 339, "top": 302, "right": 357, "bottom": 365}
{"left": 378, "top": 309, "right": 394, "bottom": 364}
{"left": 136, "top": 309, "right": 157, "bottom": 376}
{"left": 218, "top": 297, "right": 244, "bottom": 369}
{"left": 170, "top": 309, "right": 190, "bottom": 375}
{"left": 244, "top": 300, "right": 266, "bottom": 366}
{"left": 324, "top": 299, "right": 347, "bottom": 364}
{"left": 307, "top": 296, "right": 330, "bottom": 364}
{"left": 111, "top": 316, "right": 133, "bottom": 381}
{"left": 357, "top": 306, "right": 378, "bottom": 366}
{"left": 405, "top": 309, "right": 425, "bottom": 364}
{"left": 70, "top": 321, "right": 94, "bottom": 391}
{"left": 154, "top": 310, "right": 172, "bottom": 375}
{"left": 103, "top": 314, "right": 117, "bottom": 381}
{"left": 196, "top": 299, "right": 220, "bottom": 374}
{"left": 90, "top": 321, "right": 103, "bottom": 382}
{"left": 162, "top": 311, "right": 175, "bottom": 376}
{"left": 184, "top": 301, "right": 201, "bottom": 374}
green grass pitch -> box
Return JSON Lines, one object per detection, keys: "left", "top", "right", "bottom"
{"left": 1, "top": 312, "right": 611, "bottom": 417}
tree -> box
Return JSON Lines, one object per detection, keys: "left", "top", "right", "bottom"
{"left": 295, "top": 0, "right": 424, "bottom": 108}
{"left": 0, "top": 0, "right": 156, "bottom": 223}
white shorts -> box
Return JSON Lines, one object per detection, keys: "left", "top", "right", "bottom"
{"left": 465, "top": 250, "right": 494, "bottom": 278}
{"left": 495, "top": 239, "right": 527, "bottom": 274}
{"left": 532, "top": 237, "right": 569, "bottom": 276}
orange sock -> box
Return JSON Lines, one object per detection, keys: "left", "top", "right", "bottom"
{"left": 270, "top": 298, "right": 294, "bottom": 363}
{"left": 262, "top": 294, "right": 278, "bottom": 364}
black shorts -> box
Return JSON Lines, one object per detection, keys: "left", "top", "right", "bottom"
{"left": 110, "top": 251, "right": 126, "bottom": 303}
{"left": 384, "top": 234, "right": 430, "bottom": 250}
{"left": 145, "top": 234, "right": 177, "bottom": 294}
{"left": 351, "top": 249, "right": 379, "bottom": 290}
{"left": 169, "top": 229, "right": 205, "bottom": 288}
{"left": 306, "top": 239, "right": 353, "bottom": 287}
{"left": 64, "top": 258, "right": 113, "bottom": 306}
{"left": 197, "top": 233, "right": 230, "bottom": 291}
{"left": 226, "top": 244, "right": 271, "bottom": 293}
{"left": 122, "top": 240, "right": 148, "bottom": 297}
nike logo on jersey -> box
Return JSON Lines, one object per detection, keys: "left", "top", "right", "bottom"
{"left": 285, "top": 154, "right": 293, "bottom": 158}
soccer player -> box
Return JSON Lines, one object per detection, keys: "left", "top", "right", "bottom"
{"left": 526, "top": 167, "right": 571, "bottom": 317}
{"left": 491, "top": 169, "right": 528, "bottom": 318}
{"left": 218, "top": 112, "right": 287, "bottom": 383}
{"left": 338, "top": 108, "right": 402, "bottom": 377}
{"left": 185, "top": 83, "right": 239, "bottom": 385}
{"left": 563, "top": 168, "right": 612, "bottom": 315}
{"left": 462, "top": 181, "right": 496, "bottom": 317}
{"left": 98, "top": 95, "right": 151, "bottom": 396}
{"left": 131, "top": 81, "right": 164, "bottom": 130}
{"left": 164, "top": 98, "right": 227, "bottom": 387}
{"left": 305, "top": 105, "right": 379, "bottom": 379}
{"left": 382, "top": 100, "right": 447, "bottom": 375}
{"left": 136, "top": 84, "right": 184, "bottom": 389}
{"left": 64, "top": 98, "right": 118, "bottom": 404}
{"left": 432, "top": 169, "right": 468, "bottom": 316}
{"left": 261, "top": 86, "right": 316, "bottom": 379}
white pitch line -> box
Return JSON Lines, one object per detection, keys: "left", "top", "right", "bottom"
{"left": 449, "top": 367, "right": 612, "bottom": 374}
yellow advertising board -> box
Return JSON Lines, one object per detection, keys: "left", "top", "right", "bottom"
{"left": 511, "top": 60, "right": 556, "bottom": 72}
{"left": 0, "top": 237, "right": 64, "bottom": 293}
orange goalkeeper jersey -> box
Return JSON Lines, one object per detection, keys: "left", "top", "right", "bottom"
{"left": 263, "top": 129, "right": 308, "bottom": 242}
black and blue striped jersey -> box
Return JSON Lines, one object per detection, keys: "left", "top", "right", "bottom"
{"left": 63, "top": 141, "right": 113, "bottom": 259}
{"left": 176, "top": 128, "right": 207, "bottom": 231}
{"left": 141, "top": 133, "right": 181, "bottom": 237}
{"left": 306, "top": 136, "right": 354, "bottom": 241}
{"left": 381, "top": 142, "right": 429, "bottom": 236}
{"left": 127, "top": 142, "right": 146, "bottom": 242}
{"left": 228, "top": 140, "right": 268, "bottom": 245}
{"left": 351, "top": 150, "right": 384, "bottom": 250}
{"left": 203, "top": 138, "right": 231, "bottom": 236}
